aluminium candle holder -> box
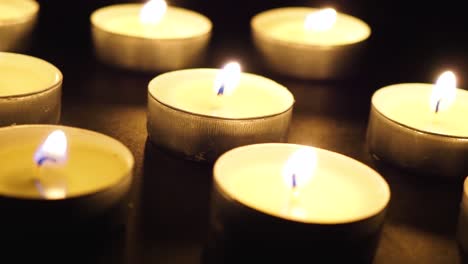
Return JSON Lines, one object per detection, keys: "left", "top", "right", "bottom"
{"left": 367, "top": 99, "right": 468, "bottom": 179}
{"left": 0, "top": 125, "right": 134, "bottom": 238}
{"left": 0, "top": 52, "right": 62, "bottom": 126}
{"left": 206, "top": 143, "right": 390, "bottom": 263}
{"left": 0, "top": 0, "right": 39, "bottom": 52}
{"left": 251, "top": 7, "right": 371, "bottom": 80}
{"left": 90, "top": 4, "right": 212, "bottom": 72}
{"left": 147, "top": 69, "right": 294, "bottom": 162}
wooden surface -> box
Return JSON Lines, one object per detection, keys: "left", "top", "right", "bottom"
{"left": 4, "top": 0, "right": 468, "bottom": 263}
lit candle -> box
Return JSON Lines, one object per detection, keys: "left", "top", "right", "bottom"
{"left": 33, "top": 129, "right": 68, "bottom": 199}
{"left": 251, "top": 7, "right": 371, "bottom": 79}
{"left": 91, "top": 0, "right": 212, "bottom": 72}
{"left": 0, "top": 52, "right": 62, "bottom": 126}
{"left": 147, "top": 62, "right": 294, "bottom": 162}
{"left": 0, "top": 0, "right": 39, "bottom": 51}
{"left": 367, "top": 71, "right": 468, "bottom": 178}
{"left": 0, "top": 125, "right": 134, "bottom": 234}
{"left": 209, "top": 143, "right": 390, "bottom": 261}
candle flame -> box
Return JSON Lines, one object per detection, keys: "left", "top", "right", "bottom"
{"left": 282, "top": 147, "right": 317, "bottom": 189}
{"left": 34, "top": 130, "right": 68, "bottom": 166}
{"left": 304, "top": 8, "right": 337, "bottom": 31}
{"left": 140, "top": 0, "right": 167, "bottom": 25}
{"left": 430, "top": 71, "right": 457, "bottom": 113}
{"left": 214, "top": 62, "right": 241, "bottom": 96}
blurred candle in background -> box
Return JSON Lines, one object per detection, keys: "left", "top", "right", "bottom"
{"left": 251, "top": 7, "right": 370, "bottom": 79}
{"left": 91, "top": 0, "right": 212, "bottom": 72}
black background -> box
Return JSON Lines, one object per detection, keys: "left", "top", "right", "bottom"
{"left": 7, "top": 0, "right": 468, "bottom": 263}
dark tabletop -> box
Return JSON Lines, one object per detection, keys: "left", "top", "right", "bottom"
{"left": 6, "top": 0, "right": 468, "bottom": 263}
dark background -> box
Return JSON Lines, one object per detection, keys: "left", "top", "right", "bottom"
{"left": 11, "top": 0, "right": 468, "bottom": 263}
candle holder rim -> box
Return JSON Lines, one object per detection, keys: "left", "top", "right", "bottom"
{"left": 213, "top": 142, "right": 391, "bottom": 225}
{"left": 148, "top": 93, "right": 294, "bottom": 121}
{"left": 0, "top": 0, "right": 39, "bottom": 27}
{"left": 0, "top": 52, "right": 63, "bottom": 99}
{"left": 0, "top": 124, "right": 135, "bottom": 201}
{"left": 371, "top": 86, "right": 468, "bottom": 139}
{"left": 251, "top": 6, "right": 371, "bottom": 47}
{"left": 148, "top": 68, "right": 295, "bottom": 120}
{"left": 90, "top": 3, "right": 212, "bottom": 41}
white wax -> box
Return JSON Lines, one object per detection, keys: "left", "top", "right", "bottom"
{"left": 0, "top": 125, "right": 134, "bottom": 199}
{"left": 0, "top": 0, "right": 38, "bottom": 23}
{"left": 149, "top": 69, "right": 294, "bottom": 119}
{"left": 0, "top": 52, "right": 61, "bottom": 97}
{"left": 214, "top": 144, "right": 390, "bottom": 223}
{"left": 372, "top": 83, "right": 468, "bottom": 137}
{"left": 252, "top": 7, "right": 370, "bottom": 46}
{"left": 91, "top": 4, "right": 211, "bottom": 39}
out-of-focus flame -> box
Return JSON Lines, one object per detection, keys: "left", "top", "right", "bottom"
{"left": 140, "top": 0, "right": 167, "bottom": 25}
{"left": 304, "top": 8, "right": 337, "bottom": 32}
{"left": 282, "top": 147, "right": 317, "bottom": 189}
{"left": 430, "top": 71, "right": 457, "bottom": 113}
{"left": 214, "top": 62, "right": 242, "bottom": 96}
{"left": 34, "top": 130, "right": 68, "bottom": 166}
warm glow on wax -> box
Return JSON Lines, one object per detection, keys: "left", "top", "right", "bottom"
{"left": 304, "top": 8, "right": 337, "bottom": 31}
{"left": 140, "top": 0, "right": 167, "bottom": 25}
{"left": 430, "top": 71, "right": 457, "bottom": 113}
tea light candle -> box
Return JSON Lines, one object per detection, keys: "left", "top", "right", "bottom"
{"left": 209, "top": 143, "right": 390, "bottom": 261}
{"left": 367, "top": 71, "right": 468, "bottom": 178}
{"left": 147, "top": 62, "right": 294, "bottom": 162}
{"left": 91, "top": 0, "right": 212, "bottom": 72}
{"left": 0, "top": 125, "right": 134, "bottom": 234}
{"left": 0, "top": 0, "right": 39, "bottom": 51}
{"left": 0, "top": 52, "right": 62, "bottom": 126}
{"left": 251, "top": 7, "right": 371, "bottom": 79}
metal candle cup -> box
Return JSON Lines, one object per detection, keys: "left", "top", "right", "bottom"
{"left": 367, "top": 82, "right": 468, "bottom": 179}
{"left": 251, "top": 7, "right": 370, "bottom": 79}
{"left": 147, "top": 69, "right": 294, "bottom": 162}
{"left": 209, "top": 143, "right": 390, "bottom": 262}
{"left": 90, "top": 3, "right": 212, "bottom": 72}
{"left": 0, "top": 52, "right": 62, "bottom": 126}
{"left": 0, "top": 125, "right": 134, "bottom": 235}
{"left": 0, "top": 0, "right": 39, "bottom": 52}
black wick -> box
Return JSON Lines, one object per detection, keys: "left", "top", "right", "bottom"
{"left": 435, "top": 99, "right": 441, "bottom": 114}
{"left": 217, "top": 84, "right": 225, "bottom": 96}
{"left": 292, "top": 173, "right": 297, "bottom": 189}
{"left": 36, "top": 156, "right": 57, "bottom": 167}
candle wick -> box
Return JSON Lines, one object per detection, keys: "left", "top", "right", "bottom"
{"left": 217, "top": 84, "right": 225, "bottom": 96}
{"left": 435, "top": 99, "right": 441, "bottom": 114}
{"left": 36, "top": 156, "right": 57, "bottom": 167}
{"left": 33, "top": 178, "right": 46, "bottom": 197}
{"left": 292, "top": 173, "right": 297, "bottom": 189}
